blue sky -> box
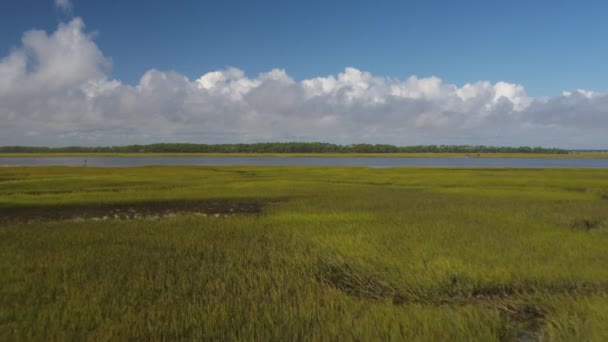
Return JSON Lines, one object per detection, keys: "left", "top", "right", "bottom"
{"left": 2, "top": 0, "right": 607, "bottom": 96}
{"left": 1, "top": 0, "right": 607, "bottom": 147}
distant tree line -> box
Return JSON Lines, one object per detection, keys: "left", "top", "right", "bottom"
{"left": 0, "top": 143, "right": 569, "bottom": 154}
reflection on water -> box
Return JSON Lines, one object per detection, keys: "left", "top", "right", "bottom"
{"left": 1, "top": 157, "right": 608, "bottom": 168}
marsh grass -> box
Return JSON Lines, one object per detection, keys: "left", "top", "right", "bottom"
{"left": 1, "top": 166, "right": 608, "bottom": 340}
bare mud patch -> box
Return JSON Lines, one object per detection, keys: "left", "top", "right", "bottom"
{"left": 570, "top": 218, "right": 605, "bottom": 231}
{"left": 0, "top": 198, "right": 284, "bottom": 224}
{"left": 498, "top": 303, "right": 546, "bottom": 342}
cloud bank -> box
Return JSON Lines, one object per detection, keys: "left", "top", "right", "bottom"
{"left": 1, "top": 19, "right": 607, "bottom": 148}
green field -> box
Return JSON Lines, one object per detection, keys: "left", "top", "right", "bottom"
{"left": 1, "top": 166, "right": 608, "bottom": 340}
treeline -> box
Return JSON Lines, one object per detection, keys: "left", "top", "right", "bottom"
{"left": 0, "top": 143, "right": 568, "bottom": 154}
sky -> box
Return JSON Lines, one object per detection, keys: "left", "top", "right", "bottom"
{"left": 0, "top": 0, "right": 607, "bottom": 148}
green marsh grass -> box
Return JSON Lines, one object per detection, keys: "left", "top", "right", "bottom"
{"left": 1, "top": 166, "right": 608, "bottom": 340}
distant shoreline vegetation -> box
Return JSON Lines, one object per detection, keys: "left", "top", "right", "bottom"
{"left": 0, "top": 143, "right": 572, "bottom": 154}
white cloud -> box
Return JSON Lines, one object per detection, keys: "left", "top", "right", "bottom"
{"left": 1, "top": 18, "right": 607, "bottom": 148}
{"left": 55, "top": 0, "right": 72, "bottom": 13}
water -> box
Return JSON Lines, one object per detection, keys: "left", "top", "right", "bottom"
{"left": 1, "top": 156, "right": 608, "bottom": 168}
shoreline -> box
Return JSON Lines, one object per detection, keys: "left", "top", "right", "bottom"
{"left": 0, "top": 152, "right": 607, "bottom": 158}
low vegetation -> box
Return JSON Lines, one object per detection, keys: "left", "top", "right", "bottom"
{"left": 0, "top": 142, "right": 569, "bottom": 154}
{"left": 1, "top": 166, "right": 608, "bottom": 340}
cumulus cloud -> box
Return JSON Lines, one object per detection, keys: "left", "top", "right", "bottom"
{"left": 1, "top": 18, "right": 607, "bottom": 148}
{"left": 55, "top": 0, "right": 72, "bottom": 13}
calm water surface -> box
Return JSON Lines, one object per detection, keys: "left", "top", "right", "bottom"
{"left": 1, "top": 157, "right": 608, "bottom": 168}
